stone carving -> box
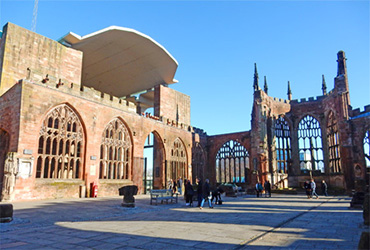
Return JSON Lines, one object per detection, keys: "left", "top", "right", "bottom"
{"left": 1, "top": 152, "right": 17, "bottom": 201}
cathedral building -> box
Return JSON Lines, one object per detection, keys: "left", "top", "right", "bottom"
{"left": 0, "top": 22, "right": 369, "bottom": 201}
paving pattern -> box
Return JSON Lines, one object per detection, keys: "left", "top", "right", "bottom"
{"left": 0, "top": 194, "right": 368, "bottom": 249}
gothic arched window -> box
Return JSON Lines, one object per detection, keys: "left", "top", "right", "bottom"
{"left": 99, "top": 118, "right": 132, "bottom": 180}
{"left": 169, "top": 138, "right": 187, "bottom": 181}
{"left": 36, "top": 104, "right": 84, "bottom": 179}
{"left": 298, "top": 115, "right": 324, "bottom": 173}
{"left": 364, "top": 130, "right": 370, "bottom": 169}
{"left": 275, "top": 116, "right": 291, "bottom": 173}
{"left": 216, "top": 140, "right": 249, "bottom": 183}
{"left": 327, "top": 111, "right": 341, "bottom": 173}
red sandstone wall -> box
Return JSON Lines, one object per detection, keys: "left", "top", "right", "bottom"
{"left": 0, "top": 23, "right": 83, "bottom": 96}
{"left": 7, "top": 80, "right": 193, "bottom": 201}
{"left": 0, "top": 83, "right": 21, "bottom": 152}
{"left": 154, "top": 85, "right": 191, "bottom": 125}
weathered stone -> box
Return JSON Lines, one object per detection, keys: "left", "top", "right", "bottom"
{"left": 119, "top": 185, "right": 138, "bottom": 207}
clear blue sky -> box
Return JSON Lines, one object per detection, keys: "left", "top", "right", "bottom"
{"left": 1, "top": 0, "right": 369, "bottom": 135}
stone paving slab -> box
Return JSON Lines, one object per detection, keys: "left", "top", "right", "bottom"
{"left": 0, "top": 194, "right": 368, "bottom": 249}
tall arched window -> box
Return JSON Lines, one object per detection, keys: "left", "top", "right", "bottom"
{"left": 327, "top": 111, "right": 341, "bottom": 173}
{"left": 298, "top": 115, "right": 324, "bottom": 173}
{"left": 100, "top": 118, "right": 132, "bottom": 180}
{"left": 36, "top": 105, "right": 84, "bottom": 179}
{"left": 275, "top": 116, "right": 291, "bottom": 173}
{"left": 364, "top": 130, "right": 370, "bottom": 169}
{"left": 216, "top": 140, "right": 249, "bottom": 183}
{"left": 169, "top": 138, "right": 187, "bottom": 181}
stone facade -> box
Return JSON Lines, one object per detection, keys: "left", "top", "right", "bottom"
{"left": 0, "top": 22, "right": 369, "bottom": 201}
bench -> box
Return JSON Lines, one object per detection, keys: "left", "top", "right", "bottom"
{"left": 150, "top": 189, "right": 178, "bottom": 205}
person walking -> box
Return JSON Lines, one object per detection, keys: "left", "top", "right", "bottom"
{"left": 304, "top": 180, "right": 312, "bottom": 199}
{"left": 321, "top": 180, "right": 328, "bottom": 196}
{"left": 196, "top": 177, "right": 203, "bottom": 207}
{"left": 200, "top": 179, "right": 213, "bottom": 209}
{"left": 264, "top": 180, "right": 271, "bottom": 197}
{"left": 172, "top": 180, "right": 177, "bottom": 194}
{"left": 177, "top": 177, "right": 183, "bottom": 195}
{"left": 185, "top": 179, "right": 194, "bottom": 206}
{"left": 310, "top": 178, "right": 319, "bottom": 199}
{"left": 256, "top": 181, "right": 263, "bottom": 197}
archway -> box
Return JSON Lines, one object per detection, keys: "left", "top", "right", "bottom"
{"left": 215, "top": 140, "right": 249, "bottom": 184}
{"left": 143, "top": 131, "right": 165, "bottom": 192}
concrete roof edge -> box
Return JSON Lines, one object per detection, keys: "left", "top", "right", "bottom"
{"left": 60, "top": 25, "right": 178, "bottom": 66}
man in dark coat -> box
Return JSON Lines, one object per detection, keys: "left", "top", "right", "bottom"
{"left": 304, "top": 180, "right": 311, "bottom": 199}
{"left": 264, "top": 180, "right": 271, "bottom": 197}
{"left": 199, "top": 179, "right": 213, "bottom": 209}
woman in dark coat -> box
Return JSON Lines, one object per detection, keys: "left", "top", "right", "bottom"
{"left": 185, "top": 180, "right": 194, "bottom": 206}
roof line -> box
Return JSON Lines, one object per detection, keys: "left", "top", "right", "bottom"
{"left": 58, "top": 25, "right": 178, "bottom": 66}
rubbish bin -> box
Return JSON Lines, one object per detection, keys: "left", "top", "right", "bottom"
{"left": 91, "top": 182, "right": 98, "bottom": 198}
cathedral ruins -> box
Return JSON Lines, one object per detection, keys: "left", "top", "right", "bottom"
{"left": 0, "top": 23, "right": 369, "bottom": 201}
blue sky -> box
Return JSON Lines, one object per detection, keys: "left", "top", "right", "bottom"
{"left": 1, "top": 0, "right": 369, "bottom": 135}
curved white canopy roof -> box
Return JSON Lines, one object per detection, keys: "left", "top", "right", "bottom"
{"left": 59, "top": 26, "right": 178, "bottom": 97}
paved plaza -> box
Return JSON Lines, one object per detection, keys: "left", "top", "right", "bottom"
{"left": 0, "top": 193, "right": 368, "bottom": 249}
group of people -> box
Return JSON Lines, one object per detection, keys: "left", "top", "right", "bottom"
{"left": 182, "top": 177, "right": 224, "bottom": 209}
{"left": 255, "top": 180, "right": 271, "bottom": 197}
{"left": 304, "top": 179, "right": 328, "bottom": 199}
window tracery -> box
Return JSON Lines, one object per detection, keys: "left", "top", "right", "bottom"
{"left": 327, "top": 111, "right": 341, "bottom": 173}
{"left": 298, "top": 115, "right": 324, "bottom": 173}
{"left": 216, "top": 140, "right": 249, "bottom": 183}
{"left": 36, "top": 105, "right": 84, "bottom": 179}
{"left": 99, "top": 119, "right": 132, "bottom": 180}
{"left": 169, "top": 138, "right": 187, "bottom": 181}
{"left": 275, "top": 116, "right": 291, "bottom": 173}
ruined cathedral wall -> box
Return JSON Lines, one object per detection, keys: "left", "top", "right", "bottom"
{"left": 0, "top": 23, "right": 83, "bottom": 96}
{"left": 348, "top": 106, "right": 370, "bottom": 188}
{"left": 154, "top": 84, "right": 191, "bottom": 125}
{"left": 0, "top": 83, "right": 22, "bottom": 152}
{"left": 7, "top": 80, "right": 192, "bottom": 201}
{"left": 207, "top": 131, "right": 251, "bottom": 187}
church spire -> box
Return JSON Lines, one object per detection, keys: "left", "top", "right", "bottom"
{"left": 287, "top": 81, "right": 292, "bottom": 100}
{"left": 264, "top": 76, "right": 268, "bottom": 94}
{"left": 253, "top": 63, "right": 259, "bottom": 91}
{"left": 337, "top": 50, "right": 347, "bottom": 76}
{"left": 322, "top": 74, "right": 327, "bottom": 95}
